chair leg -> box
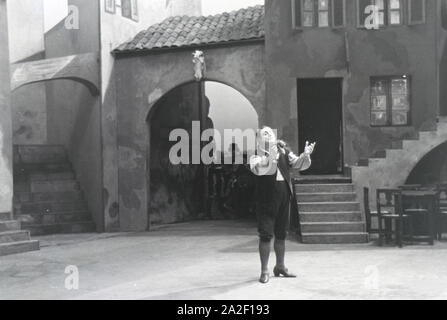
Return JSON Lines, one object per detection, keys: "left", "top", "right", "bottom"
{"left": 385, "top": 219, "right": 392, "bottom": 244}
{"left": 397, "top": 219, "right": 404, "bottom": 248}
{"left": 408, "top": 216, "right": 414, "bottom": 245}
{"left": 378, "top": 217, "right": 383, "bottom": 247}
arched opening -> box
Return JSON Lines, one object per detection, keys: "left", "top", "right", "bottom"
{"left": 12, "top": 77, "right": 102, "bottom": 235}
{"left": 406, "top": 142, "right": 447, "bottom": 186}
{"left": 147, "top": 81, "right": 259, "bottom": 227}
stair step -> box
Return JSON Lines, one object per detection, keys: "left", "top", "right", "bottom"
{"left": 300, "top": 212, "right": 363, "bottom": 222}
{"left": 301, "top": 222, "right": 365, "bottom": 233}
{"left": 298, "top": 202, "right": 360, "bottom": 212}
{"left": 0, "top": 220, "right": 21, "bottom": 232}
{"left": 25, "top": 221, "right": 96, "bottom": 236}
{"left": 20, "top": 211, "right": 91, "bottom": 225}
{"left": 294, "top": 176, "right": 352, "bottom": 184}
{"left": 0, "top": 230, "right": 30, "bottom": 243}
{"left": 14, "top": 201, "right": 87, "bottom": 215}
{"left": 0, "top": 212, "right": 11, "bottom": 220}
{"left": 29, "top": 172, "right": 74, "bottom": 181}
{"left": 295, "top": 184, "right": 354, "bottom": 193}
{"left": 0, "top": 240, "right": 40, "bottom": 257}
{"left": 302, "top": 232, "right": 369, "bottom": 244}
{"left": 30, "top": 180, "right": 79, "bottom": 193}
{"left": 14, "top": 145, "right": 67, "bottom": 164}
{"left": 296, "top": 193, "right": 356, "bottom": 202}
{"left": 14, "top": 191, "right": 84, "bottom": 203}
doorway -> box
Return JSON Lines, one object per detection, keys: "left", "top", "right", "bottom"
{"left": 297, "top": 78, "right": 344, "bottom": 175}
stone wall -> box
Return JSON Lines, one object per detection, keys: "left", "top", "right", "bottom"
{"left": 0, "top": 0, "right": 13, "bottom": 214}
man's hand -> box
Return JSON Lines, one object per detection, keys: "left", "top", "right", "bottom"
{"left": 304, "top": 141, "right": 316, "bottom": 156}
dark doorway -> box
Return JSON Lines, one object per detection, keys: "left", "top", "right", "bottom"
{"left": 298, "top": 78, "right": 343, "bottom": 175}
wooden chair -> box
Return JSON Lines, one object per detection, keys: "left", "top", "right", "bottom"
{"left": 377, "top": 188, "right": 413, "bottom": 248}
{"left": 363, "top": 187, "right": 380, "bottom": 235}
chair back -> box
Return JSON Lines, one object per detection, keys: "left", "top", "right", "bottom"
{"left": 399, "top": 184, "right": 423, "bottom": 191}
{"left": 363, "top": 187, "right": 371, "bottom": 232}
{"left": 437, "top": 183, "right": 447, "bottom": 207}
{"left": 376, "top": 188, "right": 402, "bottom": 217}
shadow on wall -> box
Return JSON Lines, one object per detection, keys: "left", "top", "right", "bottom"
{"left": 46, "top": 79, "right": 103, "bottom": 231}
{"left": 406, "top": 142, "right": 447, "bottom": 185}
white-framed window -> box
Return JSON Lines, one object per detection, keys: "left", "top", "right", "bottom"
{"left": 292, "top": 0, "right": 345, "bottom": 29}
{"left": 105, "top": 0, "right": 116, "bottom": 14}
{"left": 121, "top": 0, "right": 139, "bottom": 21}
{"left": 357, "top": 0, "right": 404, "bottom": 27}
{"left": 370, "top": 76, "right": 411, "bottom": 127}
{"left": 408, "top": 0, "right": 426, "bottom": 25}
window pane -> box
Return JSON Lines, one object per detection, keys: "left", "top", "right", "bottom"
{"left": 378, "top": 12, "right": 385, "bottom": 25}
{"left": 333, "top": 0, "right": 345, "bottom": 27}
{"left": 131, "top": 0, "right": 139, "bottom": 20}
{"left": 390, "top": 0, "right": 400, "bottom": 9}
{"left": 390, "top": 10, "right": 401, "bottom": 24}
{"left": 304, "top": 12, "right": 314, "bottom": 26}
{"left": 294, "top": 0, "right": 302, "bottom": 27}
{"left": 372, "top": 112, "right": 388, "bottom": 126}
{"left": 319, "top": 0, "right": 329, "bottom": 10}
{"left": 375, "top": 0, "right": 385, "bottom": 10}
{"left": 319, "top": 12, "right": 329, "bottom": 26}
{"left": 391, "top": 79, "right": 409, "bottom": 110}
{"left": 392, "top": 111, "right": 409, "bottom": 125}
{"left": 358, "top": 0, "right": 372, "bottom": 26}
{"left": 304, "top": 0, "right": 314, "bottom": 10}
{"left": 122, "top": 0, "right": 132, "bottom": 18}
{"left": 371, "top": 79, "right": 388, "bottom": 126}
{"left": 410, "top": 0, "right": 425, "bottom": 24}
{"left": 372, "top": 95, "right": 387, "bottom": 111}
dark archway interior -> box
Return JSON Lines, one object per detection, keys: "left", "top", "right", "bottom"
{"left": 148, "top": 81, "right": 258, "bottom": 227}
{"left": 406, "top": 142, "right": 447, "bottom": 185}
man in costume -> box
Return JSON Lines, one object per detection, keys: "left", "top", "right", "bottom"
{"left": 250, "top": 127, "right": 316, "bottom": 284}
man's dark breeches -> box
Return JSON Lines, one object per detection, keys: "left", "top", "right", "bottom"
{"left": 256, "top": 180, "right": 291, "bottom": 242}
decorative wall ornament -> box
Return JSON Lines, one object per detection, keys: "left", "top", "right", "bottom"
{"left": 192, "top": 50, "right": 206, "bottom": 81}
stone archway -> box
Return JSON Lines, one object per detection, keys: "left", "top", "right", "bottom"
{"left": 146, "top": 80, "right": 259, "bottom": 226}
{"left": 114, "top": 44, "right": 265, "bottom": 232}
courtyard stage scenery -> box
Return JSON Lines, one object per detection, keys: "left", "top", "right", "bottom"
{"left": 2, "top": 0, "right": 447, "bottom": 302}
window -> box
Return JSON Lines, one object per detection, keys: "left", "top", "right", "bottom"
{"left": 370, "top": 76, "right": 411, "bottom": 126}
{"left": 121, "top": 0, "right": 138, "bottom": 21}
{"left": 105, "top": 0, "right": 116, "bottom": 13}
{"left": 357, "top": 0, "right": 404, "bottom": 28}
{"left": 292, "top": 0, "right": 345, "bottom": 28}
{"left": 408, "top": 0, "right": 426, "bottom": 25}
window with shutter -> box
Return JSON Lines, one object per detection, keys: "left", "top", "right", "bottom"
{"left": 332, "top": 0, "right": 345, "bottom": 27}
{"left": 292, "top": 0, "right": 345, "bottom": 29}
{"left": 370, "top": 76, "right": 411, "bottom": 127}
{"left": 357, "top": 0, "right": 373, "bottom": 27}
{"left": 408, "top": 0, "right": 426, "bottom": 25}
{"left": 121, "top": 0, "right": 138, "bottom": 21}
{"left": 292, "top": 0, "right": 302, "bottom": 28}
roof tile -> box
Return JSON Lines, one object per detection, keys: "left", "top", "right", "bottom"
{"left": 114, "top": 5, "right": 264, "bottom": 53}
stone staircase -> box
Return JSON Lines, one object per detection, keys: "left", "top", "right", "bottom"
{"left": 0, "top": 211, "right": 40, "bottom": 256}
{"left": 296, "top": 178, "right": 368, "bottom": 244}
{"left": 352, "top": 118, "right": 447, "bottom": 208}
{"left": 13, "top": 145, "right": 95, "bottom": 236}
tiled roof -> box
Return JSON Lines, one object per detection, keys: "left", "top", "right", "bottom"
{"left": 114, "top": 5, "right": 264, "bottom": 54}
